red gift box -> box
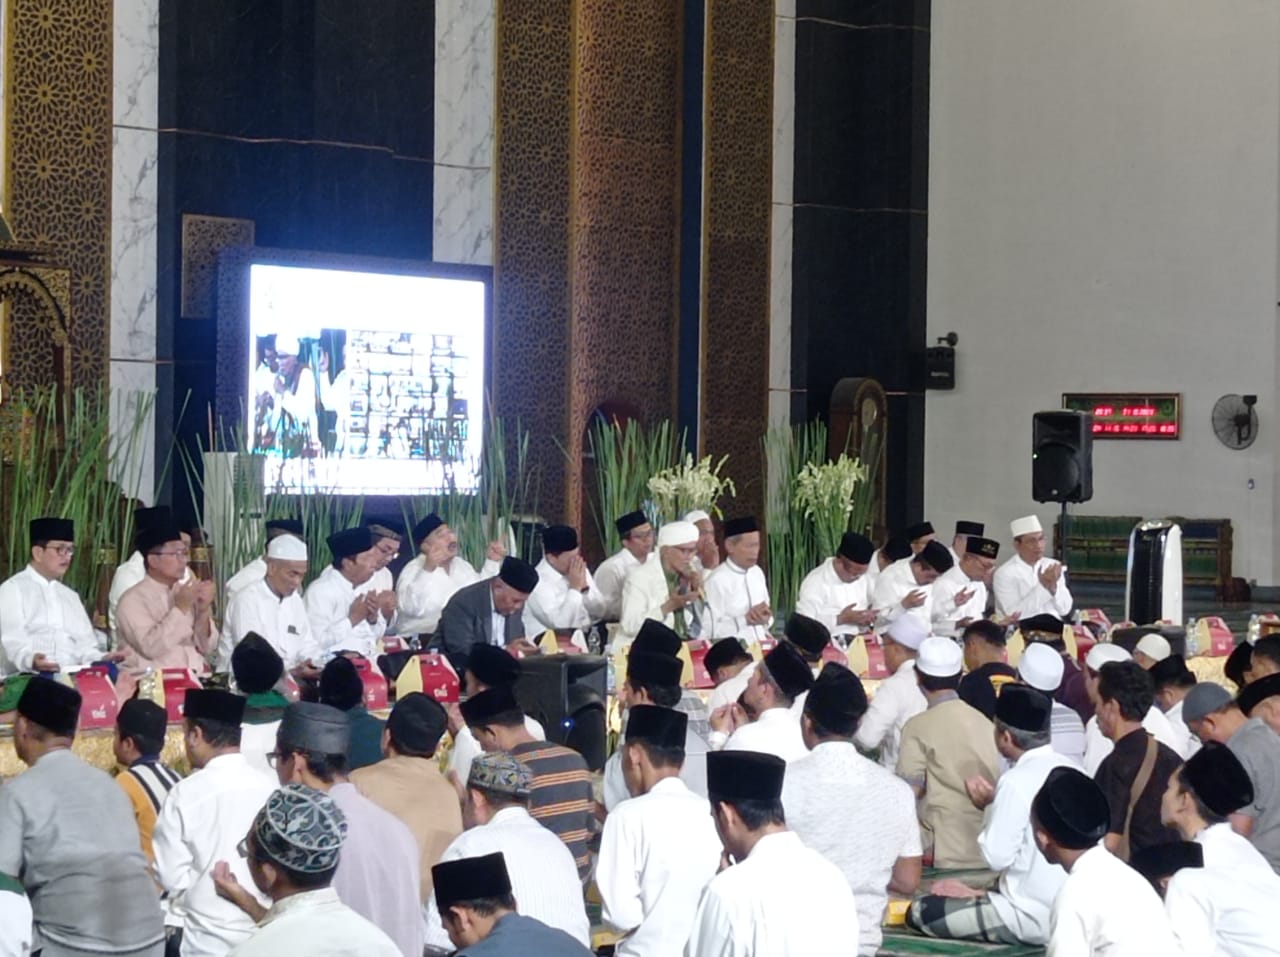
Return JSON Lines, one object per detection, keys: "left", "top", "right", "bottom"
{"left": 1199, "top": 617, "right": 1235, "bottom": 657}
{"left": 686, "top": 640, "right": 715, "bottom": 689}
{"left": 414, "top": 652, "right": 461, "bottom": 704}
{"left": 74, "top": 668, "right": 120, "bottom": 730}
{"left": 162, "top": 669, "right": 203, "bottom": 723}
{"left": 819, "top": 642, "right": 846, "bottom": 666}
{"left": 350, "top": 655, "right": 389, "bottom": 710}
{"left": 864, "top": 637, "right": 890, "bottom": 680}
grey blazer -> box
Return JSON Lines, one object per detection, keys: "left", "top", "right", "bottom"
{"left": 434, "top": 577, "right": 524, "bottom": 673}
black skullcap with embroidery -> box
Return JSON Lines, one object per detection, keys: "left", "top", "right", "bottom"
{"left": 965, "top": 537, "right": 1000, "bottom": 560}
{"left": 253, "top": 783, "right": 347, "bottom": 874}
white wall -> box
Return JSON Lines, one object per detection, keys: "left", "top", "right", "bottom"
{"left": 927, "top": 0, "right": 1280, "bottom": 585}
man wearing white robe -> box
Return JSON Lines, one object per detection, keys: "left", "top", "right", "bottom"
{"left": 872, "top": 541, "right": 952, "bottom": 633}
{"left": 224, "top": 519, "right": 304, "bottom": 600}
{"left": 854, "top": 616, "right": 928, "bottom": 769}
{"left": 702, "top": 516, "right": 772, "bottom": 642}
{"left": 593, "top": 510, "right": 655, "bottom": 622}
{"left": 221, "top": 534, "right": 320, "bottom": 674}
{"left": 992, "top": 515, "right": 1072, "bottom": 621}
{"left": 619, "top": 521, "right": 705, "bottom": 641}
{"left": 710, "top": 642, "right": 813, "bottom": 762}
{"left": 305, "top": 527, "right": 390, "bottom": 660}
{"left": 704, "top": 639, "right": 757, "bottom": 715}
{"left": 794, "top": 531, "right": 877, "bottom": 639}
{"left": 1149, "top": 653, "right": 1201, "bottom": 759}
{"left": 930, "top": 537, "right": 998, "bottom": 638}
{"left": 947, "top": 520, "right": 985, "bottom": 566}
{"left": 395, "top": 514, "right": 501, "bottom": 637}
{"left": 521, "top": 525, "right": 606, "bottom": 638}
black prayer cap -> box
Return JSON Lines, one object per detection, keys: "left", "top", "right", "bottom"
{"left": 460, "top": 686, "right": 522, "bottom": 727}
{"left": 916, "top": 540, "right": 954, "bottom": 573}
{"left": 625, "top": 704, "right": 687, "bottom": 749}
{"left": 804, "top": 662, "right": 868, "bottom": 736}
{"left": 1182, "top": 742, "right": 1255, "bottom": 817}
{"left": 707, "top": 750, "right": 786, "bottom": 803}
{"left": 633, "top": 619, "right": 683, "bottom": 658}
{"left": 627, "top": 651, "right": 683, "bottom": 689}
{"left": 319, "top": 657, "right": 364, "bottom": 712}
{"left": 30, "top": 517, "right": 74, "bottom": 545}
{"left": 265, "top": 518, "right": 304, "bottom": 536}
{"left": 966, "top": 536, "right": 1000, "bottom": 560}
{"left": 467, "top": 643, "right": 521, "bottom": 688}
{"left": 18, "top": 678, "right": 81, "bottom": 737}
{"left": 1239, "top": 673, "right": 1280, "bottom": 716}
{"left": 1225, "top": 640, "right": 1256, "bottom": 691}
{"left": 541, "top": 525, "right": 578, "bottom": 555}
{"left": 615, "top": 510, "right": 648, "bottom": 536}
{"left": 232, "top": 633, "right": 284, "bottom": 694}
{"left": 995, "top": 684, "right": 1052, "bottom": 734}
{"left": 278, "top": 701, "right": 351, "bottom": 756}
{"left": 722, "top": 516, "right": 759, "bottom": 538}
{"left": 1020, "top": 614, "right": 1067, "bottom": 639}
{"left": 327, "top": 527, "right": 374, "bottom": 561}
{"left": 837, "top": 532, "right": 874, "bottom": 564}
{"left": 413, "top": 513, "right": 444, "bottom": 545}
{"left": 905, "top": 521, "right": 935, "bottom": 541}
{"left": 498, "top": 556, "right": 539, "bottom": 594}
{"left": 133, "top": 506, "right": 171, "bottom": 531}
{"left": 387, "top": 692, "right": 447, "bottom": 755}
{"left": 1149, "top": 653, "right": 1196, "bottom": 692}
{"left": 784, "top": 614, "right": 831, "bottom": 658}
{"left": 1132, "top": 841, "right": 1203, "bottom": 888}
{"left": 704, "top": 638, "right": 751, "bottom": 674}
{"left": 882, "top": 537, "right": 912, "bottom": 562}
{"left": 137, "top": 522, "right": 183, "bottom": 554}
{"left": 184, "top": 688, "right": 246, "bottom": 726}
{"left": 955, "top": 521, "right": 984, "bottom": 536}
{"left": 1032, "top": 767, "right": 1109, "bottom": 849}
{"left": 763, "top": 641, "right": 816, "bottom": 700}
{"left": 118, "top": 697, "right": 168, "bottom": 744}
{"left": 433, "top": 852, "right": 513, "bottom": 911}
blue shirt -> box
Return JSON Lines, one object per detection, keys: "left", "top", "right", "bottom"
{"left": 458, "top": 913, "right": 593, "bottom": 957}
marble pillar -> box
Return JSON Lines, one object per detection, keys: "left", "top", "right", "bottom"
{"left": 771, "top": 0, "right": 796, "bottom": 432}
{"left": 110, "top": 0, "right": 159, "bottom": 500}
{"left": 434, "top": 0, "right": 495, "bottom": 265}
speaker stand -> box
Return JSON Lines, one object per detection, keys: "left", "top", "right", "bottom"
{"left": 1058, "top": 501, "right": 1070, "bottom": 564}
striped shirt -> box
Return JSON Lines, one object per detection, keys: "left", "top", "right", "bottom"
{"left": 116, "top": 758, "right": 183, "bottom": 862}
{"left": 511, "top": 741, "right": 594, "bottom": 880}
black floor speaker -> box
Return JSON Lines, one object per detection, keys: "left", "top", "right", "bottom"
{"left": 514, "top": 654, "right": 608, "bottom": 771}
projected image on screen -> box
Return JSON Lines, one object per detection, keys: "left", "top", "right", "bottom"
{"left": 247, "top": 264, "right": 486, "bottom": 495}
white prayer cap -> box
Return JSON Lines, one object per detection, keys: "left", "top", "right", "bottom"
{"left": 657, "top": 521, "right": 699, "bottom": 548}
{"left": 917, "top": 636, "right": 964, "bottom": 677}
{"left": 1018, "top": 643, "right": 1065, "bottom": 692}
{"left": 1135, "top": 633, "right": 1171, "bottom": 663}
{"left": 1010, "top": 515, "right": 1042, "bottom": 538}
{"left": 1085, "top": 642, "right": 1131, "bottom": 671}
{"left": 683, "top": 509, "right": 711, "bottom": 525}
{"left": 884, "top": 617, "right": 928, "bottom": 651}
{"left": 274, "top": 333, "right": 301, "bottom": 356}
{"left": 267, "top": 534, "right": 308, "bottom": 561}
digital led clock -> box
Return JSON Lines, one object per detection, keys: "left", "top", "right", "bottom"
{"left": 1061, "top": 393, "right": 1180, "bottom": 440}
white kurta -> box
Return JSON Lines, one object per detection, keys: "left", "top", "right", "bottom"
{"left": 1081, "top": 706, "right": 1182, "bottom": 775}
{"left": 929, "top": 564, "right": 988, "bottom": 637}
{"left": 706, "top": 660, "right": 757, "bottom": 715}
{"left": 992, "top": 555, "right": 1073, "bottom": 620}
{"left": 794, "top": 558, "right": 870, "bottom": 637}
{"left": 721, "top": 707, "right": 807, "bottom": 762}
{"left": 1047, "top": 845, "right": 1177, "bottom": 956}
{"left": 619, "top": 559, "right": 702, "bottom": 641}
{"left": 304, "top": 566, "right": 390, "bottom": 659}
{"left": 394, "top": 554, "right": 495, "bottom": 636}
{"left": 422, "top": 806, "right": 590, "bottom": 950}
{"left": 601, "top": 724, "right": 709, "bottom": 811}
{"left": 1164, "top": 699, "right": 1202, "bottom": 759}
{"left": 871, "top": 558, "right": 934, "bottom": 632}
{"left": 108, "top": 552, "right": 193, "bottom": 646}
{"left": 685, "top": 830, "right": 858, "bottom": 957}
{"left": 854, "top": 659, "right": 926, "bottom": 769}
{"left": 597, "top": 776, "right": 722, "bottom": 957}
{"left": 521, "top": 558, "right": 607, "bottom": 638}
{"left": 227, "top": 887, "right": 400, "bottom": 957}
{"left": 703, "top": 560, "right": 773, "bottom": 642}
{"left": 220, "top": 577, "right": 319, "bottom": 670}
{"left": 0, "top": 565, "right": 99, "bottom": 674}
{"left": 224, "top": 557, "right": 267, "bottom": 600}
{"left": 594, "top": 548, "right": 650, "bottom": 622}
{"left": 152, "top": 753, "right": 277, "bottom": 957}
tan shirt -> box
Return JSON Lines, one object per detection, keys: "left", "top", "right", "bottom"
{"left": 350, "top": 754, "right": 463, "bottom": 903}
{"left": 116, "top": 575, "right": 218, "bottom": 675}
{"left": 897, "top": 694, "right": 1001, "bottom": 869}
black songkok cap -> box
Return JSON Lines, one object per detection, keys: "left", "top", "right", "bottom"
{"left": 30, "top": 517, "right": 74, "bottom": 545}
{"left": 625, "top": 704, "right": 687, "bottom": 749}
{"left": 133, "top": 506, "right": 171, "bottom": 531}
{"left": 541, "top": 525, "right": 578, "bottom": 555}
{"left": 763, "top": 641, "right": 816, "bottom": 700}
{"left": 231, "top": 633, "right": 284, "bottom": 694}
{"left": 1239, "top": 673, "right": 1280, "bottom": 716}
{"left": 965, "top": 536, "right": 1000, "bottom": 560}
{"left": 467, "top": 643, "right": 521, "bottom": 688}
{"left": 1148, "top": 653, "right": 1196, "bottom": 692}
{"left": 184, "top": 688, "right": 246, "bottom": 726}
{"left": 1182, "top": 741, "right": 1255, "bottom": 817}
{"left": 627, "top": 651, "right": 683, "bottom": 689}
{"left": 916, "top": 540, "right": 954, "bottom": 573}
{"left": 722, "top": 516, "right": 759, "bottom": 538}
{"left": 837, "top": 532, "right": 874, "bottom": 564}
{"left": 707, "top": 750, "right": 786, "bottom": 803}
{"left": 413, "top": 514, "right": 444, "bottom": 545}
{"left": 633, "top": 619, "right": 683, "bottom": 658}
{"left": 433, "top": 853, "right": 513, "bottom": 911}
{"left": 784, "top": 614, "right": 831, "bottom": 658}
{"left": 804, "top": 662, "right": 868, "bottom": 736}
{"left": 1131, "top": 841, "right": 1204, "bottom": 888}
{"left": 137, "top": 523, "right": 183, "bottom": 555}
{"left": 703, "top": 638, "right": 751, "bottom": 674}
{"left": 1020, "top": 614, "right": 1067, "bottom": 639}
{"left": 955, "top": 521, "right": 984, "bottom": 536}
{"left": 460, "top": 686, "right": 522, "bottom": 727}
{"left": 278, "top": 701, "right": 351, "bottom": 755}
{"left": 1032, "top": 767, "right": 1110, "bottom": 849}
{"left": 615, "top": 510, "right": 648, "bottom": 536}
{"left": 995, "top": 684, "right": 1052, "bottom": 734}
{"left": 117, "top": 697, "right": 168, "bottom": 743}
{"left": 319, "top": 656, "right": 365, "bottom": 712}
{"left": 498, "top": 556, "right": 539, "bottom": 594}
{"left": 905, "top": 521, "right": 935, "bottom": 541}
{"left": 265, "top": 518, "right": 304, "bottom": 536}
{"left": 327, "top": 526, "right": 374, "bottom": 561}
{"left": 386, "top": 692, "right": 447, "bottom": 755}
{"left": 1225, "top": 640, "right": 1256, "bottom": 690}
{"left": 882, "top": 537, "right": 912, "bottom": 562}
{"left": 18, "top": 678, "right": 81, "bottom": 736}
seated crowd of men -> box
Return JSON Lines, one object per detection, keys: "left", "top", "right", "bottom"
{"left": 2, "top": 507, "right": 1279, "bottom": 955}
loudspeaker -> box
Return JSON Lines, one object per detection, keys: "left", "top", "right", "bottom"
{"left": 514, "top": 654, "right": 608, "bottom": 771}
{"left": 1032, "top": 411, "right": 1093, "bottom": 503}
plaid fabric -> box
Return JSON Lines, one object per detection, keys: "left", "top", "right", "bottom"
{"left": 880, "top": 927, "right": 1044, "bottom": 956}
{"left": 907, "top": 895, "right": 1021, "bottom": 945}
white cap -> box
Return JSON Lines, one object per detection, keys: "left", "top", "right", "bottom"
{"left": 274, "top": 333, "right": 301, "bottom": 356}
{"left": 657, "top": 521, "right": 699, "bottom": 548}
{"left": 1018, "top": 643, "right": 1065, "bottom": 692}
{"left": 917, "top": 636, "right": 964, "bottom": 677}
{"left": 1134, "top": 633, "right": 1172, "bottom": 663}
{"left": 1085, "top": 642, "right": 1131, "bottom": 671}
{"left": 266, "top": 535, "right": 308, "bottom": 561}
{"left": 884, "top": 617, "right": 928, "bottom": 651}
{"left": 1010, "top": 515, "right": 1042, "bottom": 538}
{"left": 683, "top": 509, "right": 711, "bottom": 525}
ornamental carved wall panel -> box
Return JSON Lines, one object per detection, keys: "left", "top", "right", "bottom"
{"left": 182, "top": 214, "right": 256, "bottom": 320}
{"left": 4, "top": 0, "right": 113, "bottom": 390}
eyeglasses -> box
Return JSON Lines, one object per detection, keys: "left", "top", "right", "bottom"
{"left": 42, "top": 545, "right": 75, "bottom": 556}
{"left": 237, "top": 837, "right": 249, "bottom": 859}
{"left": 151, "top": 548, "right": 190, "bottom": 558}
{"left": 265, "top": 751, "right": 282, "bottom": 769}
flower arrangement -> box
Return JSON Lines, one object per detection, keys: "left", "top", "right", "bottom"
{"left": 792, "top": 454, "right": 868, "bottom": 560}
{"left": 647, "top": 453, "right": 737, "bottom": 526}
